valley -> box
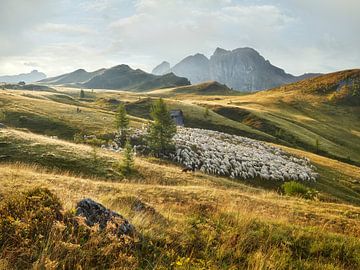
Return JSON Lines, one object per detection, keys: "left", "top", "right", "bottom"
{"left": 1, "top": 69, "right": 360, "bottom": 269}
{"left": 1, "top": 1, "right": 359, "bottom": 268}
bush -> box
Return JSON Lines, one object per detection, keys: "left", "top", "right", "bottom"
{"left": 147, "top": 98, "right": 176, "bottom": 155}
{"left": 115, "top": 104, "right": 129, "bottom": 146}
{"left": 118, "top": 140, "right": 135, "bottom": 176}
{"left": 282, "top": 181, "right": 317, "bottom": 199}
{"left": 0, "top": 188, "right": 137, "bottom": 269}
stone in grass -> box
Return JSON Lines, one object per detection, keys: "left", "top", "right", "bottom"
{"left": 0, "top": 123, "right": 6, "bottom": 128}
{"left": 76, "top": 198, "right": 135, "bottom": 237}
{"left": 131, "top": 198, "right": 156, "bottom": 214}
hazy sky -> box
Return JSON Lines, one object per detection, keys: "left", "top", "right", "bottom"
{"left": 0, "top": 0, "right": 359, "bottom": 76}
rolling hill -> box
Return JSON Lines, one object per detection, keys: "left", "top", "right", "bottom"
{"left": 1, "top": 70, "right": 360, "bottom": 268}
{"left": 40, "top": 65, "right": 191, "bottom": 91}
{"left": 38, "top": 68, "right": 105, "bottom": 85}
{"left": 147, "top": 81, "right": 239, "bottom": 96}
{"left": 0, "top": 70, "right": 46, "bottom": 83}
{"left": 186, "top": 69, "right": 360, "bottom": 164}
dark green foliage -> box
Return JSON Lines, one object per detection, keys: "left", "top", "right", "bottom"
{"left": 282, "top": 181, "right": 317, "bottom": 199}
{"left": 80, "top": 89, "right": 85, "bottom": 98}
{"left": 204, "top": 107, "right": 210, "bottom": 118}
{"left": 0, "top": 188, "right": 137, "bottom": 269}
{"left": 115, "top": 104, "right": 129, "bottom": 145}
{"left": 73, "top": 132, "right": 107, "bottom": 146}
{"left": 147, "top": 98, "right": 176, "bottom": 155}
{"left": 118, "top": 140, "right": 135, "bottom": 176}
{"left": 315, "top": 137, "right": 320, "bottom": 153}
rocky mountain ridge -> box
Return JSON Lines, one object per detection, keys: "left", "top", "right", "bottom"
{"left": 152, "top": 47, "right": 321, "bottom": 91}
{"left": 0, "top": 70, "right": 46, "bottom": 83}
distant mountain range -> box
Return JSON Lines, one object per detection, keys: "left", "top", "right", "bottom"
{"left": 152, "top": 47, "right": 322, "bottom": 91}
{"left": 0, "top": 70, "right": 46, "bottom": 83}
{"left": 39, "top": 68, "right": 105, "bottom": 85}
{"left": 39, "top": 64, "right": 190, "bottom": 91}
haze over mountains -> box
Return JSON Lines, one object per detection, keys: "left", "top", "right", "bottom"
{"left": 152, "top": 47, "right": 321, "bottom": 91}
{"left": 36, "top": 47, "right": 322, "bottom": 93}
{"left": 39, "top": 64, "right": 190, "bottom": 91}
{"left": 0, "top": 70, "right": 46, "bottom": 83}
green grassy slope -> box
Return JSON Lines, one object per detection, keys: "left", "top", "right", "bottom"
{"left": 164, "top": 70, "right": 360, "bottom": 165}
{"left": 1, "top": 126, "right": 360, "bottom": 205}
{"left": 1, "top": 80, "right": 360, "bottom": 268}
{"left": 0, "top": 90, "right": 146, "bottom": 139}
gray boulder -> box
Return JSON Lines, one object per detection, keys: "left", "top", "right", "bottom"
{"left": 0, "top": 123, "right": 6, "bottom": 129}
{"left": 76, "top": 198, "right": 135, "bottom": 237}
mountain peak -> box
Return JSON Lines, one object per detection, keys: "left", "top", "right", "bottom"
{"left": 167, "top": 47, "right": 315, "bottom": 91}
{"left": 152, "top": 61, "right": 171, "bottom": 75}
{"left": 0, "top": 70, "right": 47, "bottom": 83}
{"left": 73, "top": 69, "right": 87, "bottom": 73}
{"left": 181, "top": 53, "right": 209, "bottom": 62}
{"left": 213, "top": 47, "right": 229, "bottom": 56}
{"left": 111, "top": 64, "right": 132, "bottom": 70}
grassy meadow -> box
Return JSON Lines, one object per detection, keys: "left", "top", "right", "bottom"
{"left": 1, "top": 71, "right": 360, "bottom": 269}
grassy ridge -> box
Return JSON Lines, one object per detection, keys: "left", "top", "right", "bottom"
{"left": 153, "top": 70, "right": 360, "bottom": 164}
{"left": 0, "top": 89, "right": 146, "bottom": 139}
{"left": 1, "top": 161, "right": 360, "bottom": 269}
{"left": 1, "top": 127, "right": 360, "bottom": 205}
{"left": 1, "top": 76, "right": 360, "bottom": 268}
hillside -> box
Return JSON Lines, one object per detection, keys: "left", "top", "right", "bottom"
{"left": 147, "top": 81, "right": 239, "bottom": 96}
{"left": 0, "top": 70, "right": 46, "bottom": 83}
{"left": 40, "top": 65, "right": 191, "bottom": 91}
{"left": 1, "top": 125, "right": 360, "bottom": 268}
{"left": 265, "top": 69, "right": 360, "bottom": 106}
{"left": 39, "top": 68, "right": 105, "bottom": 85}
{"left": 83, "top": 65, "right": 190, "bottom": 91}
{"left": 158, "top": 70, "right": 360, "bottom": 165}
{"left": 1, "top": 79, "right": 360, "bottom": 268}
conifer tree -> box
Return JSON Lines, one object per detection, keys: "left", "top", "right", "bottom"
{"left": 80, "top": 89, "right": 85, "bottom": 98}
{"left": 147, "top": 98, "right": 176, "bottom": 155}
{"left": 119, "top": 140, "right": 134, "bottom": 176}
{"left": 115, "top": 104, "right": 129, "bottom": 145}
{"left": 204, "top": 107, "right": 210, "bottom": 118}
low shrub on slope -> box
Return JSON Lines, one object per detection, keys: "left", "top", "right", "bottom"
{"left": 1, "top": 187, "right": 360, "bottom": 269}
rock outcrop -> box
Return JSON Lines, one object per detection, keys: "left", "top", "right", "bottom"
{"left": 171, "top": 53, "right": 210, "bottom": 84}
{"left": 153, "top": 47, "right": 321, "bottom": 92}
{"left": 76, "top": 198, "right": 135, "bottom": 237}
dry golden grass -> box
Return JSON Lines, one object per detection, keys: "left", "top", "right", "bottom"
{"left": 1, "top": 76, "right": 360, "bottom": 268}
{"left": 1, "top": 160, "right": 360, "bottom": 268}
{"left": 1, "top": 158, "right": 360, "bottom": 239}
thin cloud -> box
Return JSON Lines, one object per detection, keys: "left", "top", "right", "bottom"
{"left": 0, "top": 0, "right": 358, "bottom": 76}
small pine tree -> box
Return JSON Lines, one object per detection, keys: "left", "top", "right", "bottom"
{"left": 91, "top": 146, "right": 98, "bottom": 165}
{"left": 80, "top": 89, "right": 85, "bottom": 98}
{"left": 119, "top": 140, "right": 134, "bottom": 176}
{"left": 204, "top": 107, "right": 210, "bottom": 118}
{"left": 147, "top": 98, "right": 176, "bottom": 155}
{"left": 115, "top": 104, "right": 129, "bottom": 145}
{"left": 0, "top": 110, "right": 5, "bottom": 121}
{"left": 315, "top": 137, "right": 320, "bottom": 153}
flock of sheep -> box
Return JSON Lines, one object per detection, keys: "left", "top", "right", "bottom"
{"left": 109, "top": 127, "right": 318, "bottom": 182}
{"left": 168, "top": 127, "right": 318, "bottom": 182}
